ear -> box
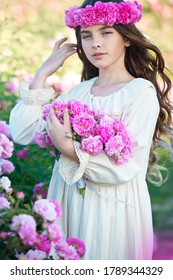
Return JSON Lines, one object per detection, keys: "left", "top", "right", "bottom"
{"left": 125, "top": 39, "right": 131, "bottom": 47}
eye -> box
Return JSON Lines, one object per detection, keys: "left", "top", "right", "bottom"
{"left": 103, "top": 31, "right": 113, "bottom": 35}
{"left": 81, "top": 35, "right": 91, "bottom": 39}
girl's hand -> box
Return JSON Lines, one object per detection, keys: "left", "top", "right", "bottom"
{"left": 30, "top": 38, "right": 77, "bottom": 89}
{"left": 46, "top": 108, "right": 79, "bottom": 164}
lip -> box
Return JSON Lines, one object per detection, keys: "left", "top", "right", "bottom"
{"left": 92, "top": 52, "right": 106, "bottom": 57}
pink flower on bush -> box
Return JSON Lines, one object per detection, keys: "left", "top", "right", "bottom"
{"left": 10, "top": 214, "right": 37, "bottom": 246}
{"left": 18, "top": 223, "right": 37, "bottom": 246}
{"left": 33, "top": 182, "right": 48, "bottom": 198}
{"left": 0, "top": 232, "right": 8, "bottom": 239}
{"left": 0, "top": 133, "right": 14, "bottom": 159}
{"left": 16, "top": 147, "right": 29, "bottom": 158}
{"left": 0, "top": 197, "right": 11, "bottom": 210}
{"left": 66, "top": 237, "right": 86, "bottom": 257}
{"left": 0, "top": 121, "right": 11, "bottom": 138}
{"left": 16, "top": 249, "right": 47, "bottom": 260}
{"left": 34, "top": 234, "right": 52, "bottom": 255}
{"left": 5, "top": 77, "right": 19, "bottom": 93}
{"left": 33, "top": 199, "right": 61, "bottom": 222}
{"left": 10, "top": 214, "right": 36, "bottom": 232}
{"left": 0, "top": 159, "right": 15, "bottom": 175}
{"left": 55, "top": 239, "right": 80, "bottom": 260}
{"left": 33, "top": 182, "right": 44, "bottom": 193}
{"left": 50, "top": 200, "right": 62, "bottom": 220}
{"left": 16, "top": 191, "right": 25, "bottom": 199}
{"left": 81, "top": 135, "right": 103, "bottom": 155}
{"left": 47, "top": 222, "right": 62, "bottom": 242}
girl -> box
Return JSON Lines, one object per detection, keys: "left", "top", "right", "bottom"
{"left": 9, "top": 0, "right": 172, "bottom": 259}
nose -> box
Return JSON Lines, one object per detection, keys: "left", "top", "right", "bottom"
{"left": 92, "top": 35, "right": 101, "bottom": 49}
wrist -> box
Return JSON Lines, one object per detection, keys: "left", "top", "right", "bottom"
{"left": 29, "top": 70, "right": 48, "bottom": 90}
{"left": 61, "top": 141, "right": 79, "bottom": 164}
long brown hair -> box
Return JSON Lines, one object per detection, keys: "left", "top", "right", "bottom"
{"left": 75, "top": 0, "right": 173, "bottom": 183}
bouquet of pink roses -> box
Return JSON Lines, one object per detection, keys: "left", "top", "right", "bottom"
{"left": 34, "top": 100, "right": 134, "bottom": 165}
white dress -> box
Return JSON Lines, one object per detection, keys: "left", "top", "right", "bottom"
{"left": 9, "top": 77, "right": 160, "bottom": 260}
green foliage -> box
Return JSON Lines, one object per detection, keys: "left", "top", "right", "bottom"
{"left": 149, "top": 151, "right": 173, "bottom": 229}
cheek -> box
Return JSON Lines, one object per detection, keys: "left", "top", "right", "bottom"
{"left": 81, "top": 41, "right": 90, "bottom": 57}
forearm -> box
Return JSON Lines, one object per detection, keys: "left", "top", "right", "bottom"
{"left": 29, "top": 38, "right": 77, "bottom": 90}
{"left": 61, "top": 141, "right": 80, "bottom": 164}
{"left": 29, "top": 70, "right": 47, "bottom": 90}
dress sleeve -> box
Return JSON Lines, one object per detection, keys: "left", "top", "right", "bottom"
{"left": 59, "top": 86, "right": 160, "bottom": 185}
{"left": 9, "top": 81, "right": 55, "bottom": 145}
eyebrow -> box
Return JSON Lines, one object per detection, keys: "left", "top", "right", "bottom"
{"left": 80, "top": 26, "right": 114, "bottom": 34}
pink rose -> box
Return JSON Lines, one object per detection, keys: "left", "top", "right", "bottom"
{"left": 50, "top": 200, "right": 62, "bottom": 220}
{"left": 97, "top": 125, "right": 115, "bottom": 143}
{"left": 33, "top": 182, "right": 48, "bottom": 198}
{"left": 0, "top": 121, "right": 11, "bottom": 138}
{"left": 35, "top": 235, "right": 52, "bottom": 255}
{"left": 17, "top": 249, "right": 47, "bottom": 260}
{"left": 5, "top": 77, "right": 19, "bottom": 93}
{"left": 16, "top": 191, "right": 25, "bottom": 199}
{"left": 18, "top": 224, "right": 37, "bottom": 246}
{"left": 0, "top": 133, "right": 14, "bottom": 159}
{"left": 45, "top": 134, "right": 54, "bottom": 146}
{"left": 0, "top": 159, "right": 15, "bottom": 175}
{"left": 34, "top": 132, "right": 46, "bottom": 148}
{"left": 55, "top": 239, "right": 80, "bottom": 260}
{"left": 66, "top": 237, "right": 86, "bottom": 257}
{"left": 0, "top": 232, "right": 8, "bottom": 239}
{"left": 42, "top": 104, "right": 52, "bottom": 121}
{"left": 0, "top": 197, "right": 11, "bottom": 210}
{"left": 72, "top": 113, "right": 96, "bottom": 136}
{"left": 16, "top": 147, "right": 29, "bottom": 158}
{"left": 81, "top": 135, "right": 103, "bottom": 155}
{"left": 67, "top": 99, "right": 90, "bottom": 116}
{"left": 10, "top": 214, "right": 36, "bottom": 232}
{"left": 52, "top": 101, "right": 67, "bottom": 121}
{"left": 33, "top": 199, "right": 58, "bottom": 222}
{"left": 105, "top": 135, "right": 124, "bottom": 157}
{"left": 47, "top": 222, "right": 62, "bottom": 242}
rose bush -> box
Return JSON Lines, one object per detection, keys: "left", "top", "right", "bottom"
{"left": 0, "top": 120, "right": 85, "bottom": 260}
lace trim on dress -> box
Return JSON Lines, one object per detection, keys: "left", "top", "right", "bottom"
{"left": 20, "top": 81, "right": 55, "bottom": 105}
{"left": 59, "top": 141, "right": 90, "bottom": 185}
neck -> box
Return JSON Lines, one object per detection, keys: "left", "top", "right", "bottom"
{"left": 97, "top": 66, "right": 134, "bottom": 87}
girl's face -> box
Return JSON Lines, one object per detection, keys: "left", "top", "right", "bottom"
{"left": 80, "top": 25, "right": 127, "bottom": 71}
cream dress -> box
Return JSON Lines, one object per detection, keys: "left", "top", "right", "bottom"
{"left": 9, "top": 77, "right": 159, "bottom": 260}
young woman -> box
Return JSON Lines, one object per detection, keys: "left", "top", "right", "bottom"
{"left": 9, "top": 0, "right": 172, "bottom": 259}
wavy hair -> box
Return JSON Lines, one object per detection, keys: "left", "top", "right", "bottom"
{"left": 75, "top": 0, "right": 173, "bottom": 185}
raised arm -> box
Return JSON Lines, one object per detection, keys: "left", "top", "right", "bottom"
{"left": 9, "top": 38, "right": 77, "bottom": 146}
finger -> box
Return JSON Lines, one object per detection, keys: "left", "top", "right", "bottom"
{"left": 53, "top": 38, "right": 68, "bottom": 50}
{"left": 63, "top": 109, "right": 72, "bottom": 132}
{"left": 65, "top": 49, "right": 77, "bottom": 59}
{"left": 48, "top": 109, "right": 60, "bottom": 126}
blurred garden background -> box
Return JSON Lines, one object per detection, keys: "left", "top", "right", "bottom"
{"left": 0, "top": 0, "right": 173, "bottom": 259}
